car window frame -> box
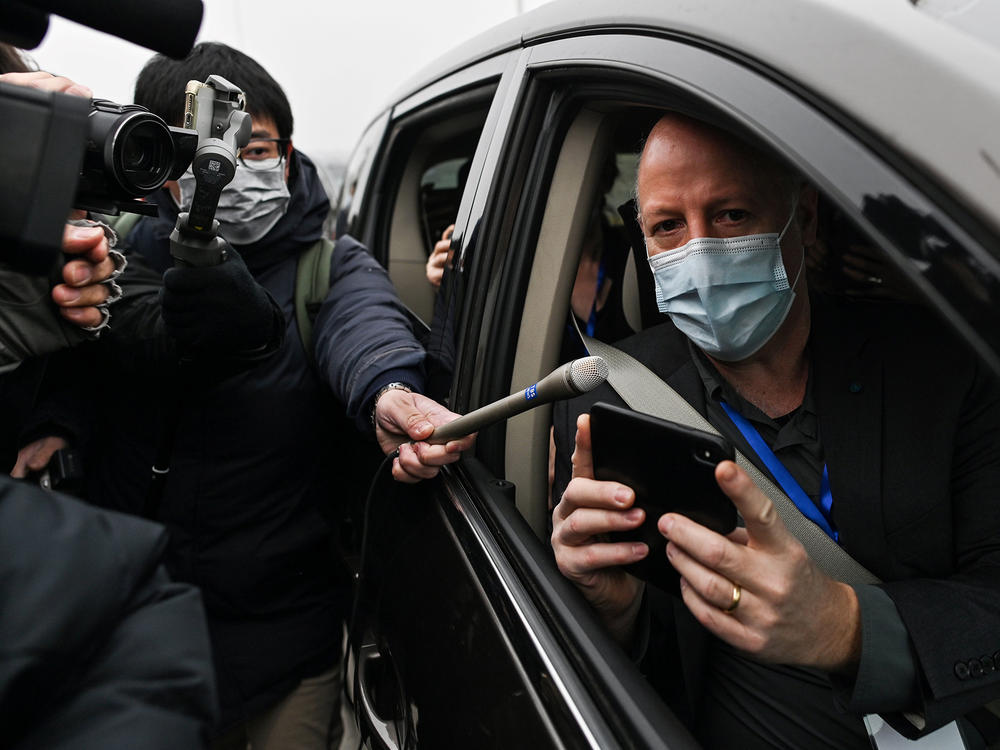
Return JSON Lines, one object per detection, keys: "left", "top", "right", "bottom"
{"left": 461, "top": 34, "right": 1000, "bottom": 535}
{"left": 353, "top": 25, "right": 1000, "bottom": 750}
{"left": 351, "top": 43, "right": 706, "bottom": 749}
{"left": 433, "top": 31, "right": 1000, "bottom": 743}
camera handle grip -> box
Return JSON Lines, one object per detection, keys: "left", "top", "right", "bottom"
{"left": 169, "top": 214, "right": 227, "bottom": 267}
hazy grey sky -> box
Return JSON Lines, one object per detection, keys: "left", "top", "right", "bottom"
{"left": 29, "top": 0, "right": 551, "bottom": 162}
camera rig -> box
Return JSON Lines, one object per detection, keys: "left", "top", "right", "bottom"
{"left": 169, "top": 75, "right": 251, "bottom": 267}
{"left": 0, "top": 0, "right": 205, "bottom": 274}
{"left": 0, "top": 75, "right": 247, "bottom": 273}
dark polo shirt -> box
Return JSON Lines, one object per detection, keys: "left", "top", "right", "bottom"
{"left": 687, "top": 342, "right": 915, "bottom": 749}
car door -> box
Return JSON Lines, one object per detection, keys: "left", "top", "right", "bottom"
{"left": 345, "top": 44, "right": 700, "bottom": 750}
{"left": 349, "top": 18, "right": 1000, "bottom": 750}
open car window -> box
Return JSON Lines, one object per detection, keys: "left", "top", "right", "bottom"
{"left": 365, "top": 87, "right": 494, "bottom": 326}
{"left": 353, "top": 23, "right": 1000, "bottom": 749}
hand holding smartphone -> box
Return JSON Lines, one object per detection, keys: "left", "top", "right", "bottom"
{"left": 589, "top": 402, "right": 737, "bottom": 595}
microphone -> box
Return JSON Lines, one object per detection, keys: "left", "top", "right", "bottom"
{"left": 9, "top": 0, "right": 203, "bottom": 59}
{"left": 431, "top": 356, "right": 609, "bottom": 443}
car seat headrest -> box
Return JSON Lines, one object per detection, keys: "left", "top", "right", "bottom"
{"left": 617, "top": 199, "right": 670, "bottom": 331}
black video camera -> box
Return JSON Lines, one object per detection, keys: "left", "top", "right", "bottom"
{"left": 76, "top": 99, "right": 197, "bottom": 217}
{"left": 0, "top": 82, "right": 198, "bottom": 274}
{"left": 0, "top": 0, "right": 204, "bottom": 274}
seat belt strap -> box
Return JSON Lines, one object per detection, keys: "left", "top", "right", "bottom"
{"left": 580, "top": 333, "right": 880, "bottom": 586}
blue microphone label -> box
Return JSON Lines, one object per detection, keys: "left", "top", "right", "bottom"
{"left": 525, "top": 384, "right": 538, "bottom": 400}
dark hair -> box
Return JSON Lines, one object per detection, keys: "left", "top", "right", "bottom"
{"left": 0, "top": 43, "right": 32, "bottom": 74}
{"left": 134, "top": 42, "right": 293, "bottom": 138}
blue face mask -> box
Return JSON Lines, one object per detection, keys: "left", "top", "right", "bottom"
{"left": 646, "top": 202, "right": 802, "bottom": 362}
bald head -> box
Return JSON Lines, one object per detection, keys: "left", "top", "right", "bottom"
{"left": 634, "top": 113, "right": 819, "bottom": 364}
{"left": 636, "top": 113, "right": 798, "bottom": 230}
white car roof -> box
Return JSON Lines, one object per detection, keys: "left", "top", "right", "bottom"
{"left": 393, "top": 0, "right": 1000, "bottom": 235}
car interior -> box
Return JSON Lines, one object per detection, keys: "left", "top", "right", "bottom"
{"left": 372, "top": 90, "right": 492, "bottom": 326}
{"left": 343, "top": 40, "right": 1000, "bottom": 747}
{"left": 385, "top": 113, "right": 484, "bottom": 324}
{"left": 381, "top": 95, "right": 927, "bottom": 539}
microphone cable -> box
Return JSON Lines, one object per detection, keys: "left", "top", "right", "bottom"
{"left": 345, "top": 449, "right": 418, "bottom": 750}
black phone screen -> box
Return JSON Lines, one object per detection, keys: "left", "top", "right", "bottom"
{"left": 590, "top": 401, "right": 737, "bottom": 595}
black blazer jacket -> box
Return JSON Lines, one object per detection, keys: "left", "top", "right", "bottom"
{"left": 552, "top": 294, "right": 1000, "bottom": 736}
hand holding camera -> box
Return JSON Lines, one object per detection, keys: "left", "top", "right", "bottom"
{"left": 160, "top": 244, "right": 280, "bottom": 354}
{"left": 1, "top": 48, "right": 275, "bottom": 365}
{"left": 53, "top": 221, "right": 125, "bottom": 329}
{"left": 0, "top": 72, "right": 125, "bottom": 356}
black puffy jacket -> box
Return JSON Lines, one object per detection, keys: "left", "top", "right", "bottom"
{"left": 0, "top": 478, "right": 217, "bottom": 749}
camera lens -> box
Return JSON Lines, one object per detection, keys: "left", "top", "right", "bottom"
{"left": 113, "top": 116, "right": 173, "bottom": 193}
{"left": 122, "top": 135, "right": 153, "bottom": 171}
{"left": 79, "top": 100, "right": 183, "bottom": 213}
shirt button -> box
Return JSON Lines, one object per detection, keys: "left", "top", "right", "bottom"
{"left": 955, "top": 661, "right": 971, "bottom": 680}
{"left": 969, "top": 659, "right": 985, "bottom": 678}
{"left": 983, "top": 654, "right": 996, "bottom": 673}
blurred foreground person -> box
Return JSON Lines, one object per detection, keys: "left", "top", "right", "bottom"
{"left": 0, "top": 479, "right": 217, "bottom": 749}
{"left": 0, "top": 48, "right": 218, "bottom": 748}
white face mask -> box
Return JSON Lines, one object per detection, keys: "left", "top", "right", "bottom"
{"left": 178, "top": 164, "right": 290, "bottom": 246}
{"left": 646, "top": 201, "right": 802, "bottom": 361}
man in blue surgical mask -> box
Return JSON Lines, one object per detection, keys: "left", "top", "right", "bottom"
{"left": 551, "top": 113, "right": 1000, "bottom": 747}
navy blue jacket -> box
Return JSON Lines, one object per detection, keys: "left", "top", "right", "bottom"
{"left": 86, "top": 152, "right": 425, "bottom": 728}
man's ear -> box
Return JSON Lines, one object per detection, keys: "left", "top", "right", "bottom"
{"left": 798, "top": 184, "right": 819, "bottom": 246}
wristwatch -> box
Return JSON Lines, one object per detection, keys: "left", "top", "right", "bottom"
{"left": 371, "top": 381, "right": 415, "bottom": 428}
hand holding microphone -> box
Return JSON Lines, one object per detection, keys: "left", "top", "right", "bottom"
{"left": 377, "top": 356, "right": 608, "bottom": 484}
{"left": 430, "top": 356, "right": 609, "bottom": 443}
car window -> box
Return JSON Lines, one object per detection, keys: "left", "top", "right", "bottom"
{"left": 419, "top": 156, "right": 470, "bottom": 251}
{"left": 335, "top": 110, "right": 389, "bottom": 240}
{"left": 368, "top": 88, "right": 494, "bottom": 325}
{"left": 481, "top": 67, "right": 998, "bottom": 742}
{"left": 465, "top": 57, "right": 999, "bottom": 544}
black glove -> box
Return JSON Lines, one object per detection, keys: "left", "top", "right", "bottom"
{"left": 160, "top": 247, "right": 282, "bottom": 354}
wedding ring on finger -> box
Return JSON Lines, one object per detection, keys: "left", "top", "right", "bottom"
{"left": 724, "top": 581, "right": 742, "bottom": 614}
{"left": 865, "top": 275, "right": 883, "bottom": 285}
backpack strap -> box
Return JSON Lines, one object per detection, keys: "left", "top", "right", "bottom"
{"left": 294, "top": 237, "right": 335, "bottom": 360}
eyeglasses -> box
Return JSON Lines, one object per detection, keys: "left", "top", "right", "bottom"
{"left": 238, "top": 138, "right": 291, "bottom": 171}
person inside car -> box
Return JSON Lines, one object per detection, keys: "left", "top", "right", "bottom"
{"left": 551, "top": 112, "right": 1000, "bottom": 748}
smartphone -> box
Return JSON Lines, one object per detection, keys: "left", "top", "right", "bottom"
{"left": 28, "top": 448, "right": 84, "bottom": 496}
{"left": 589, "top": 401, "right": 737, "bottom": 595}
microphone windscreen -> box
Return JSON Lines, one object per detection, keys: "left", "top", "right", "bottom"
{"left": 569, "top": 355, "right": 609, "bottom": 393}
{"left": 0, "top": 3, "right": 50, "bottom": 49}
{"left": 41, "top": 0, "right": 203, "bottom": 59}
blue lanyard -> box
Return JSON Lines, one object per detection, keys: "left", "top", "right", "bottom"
{"left": 585, "top": 258, "right": 606, "bottom": 338}
{"left": 720, "top": 401, "right": 838, "bottom": 542}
